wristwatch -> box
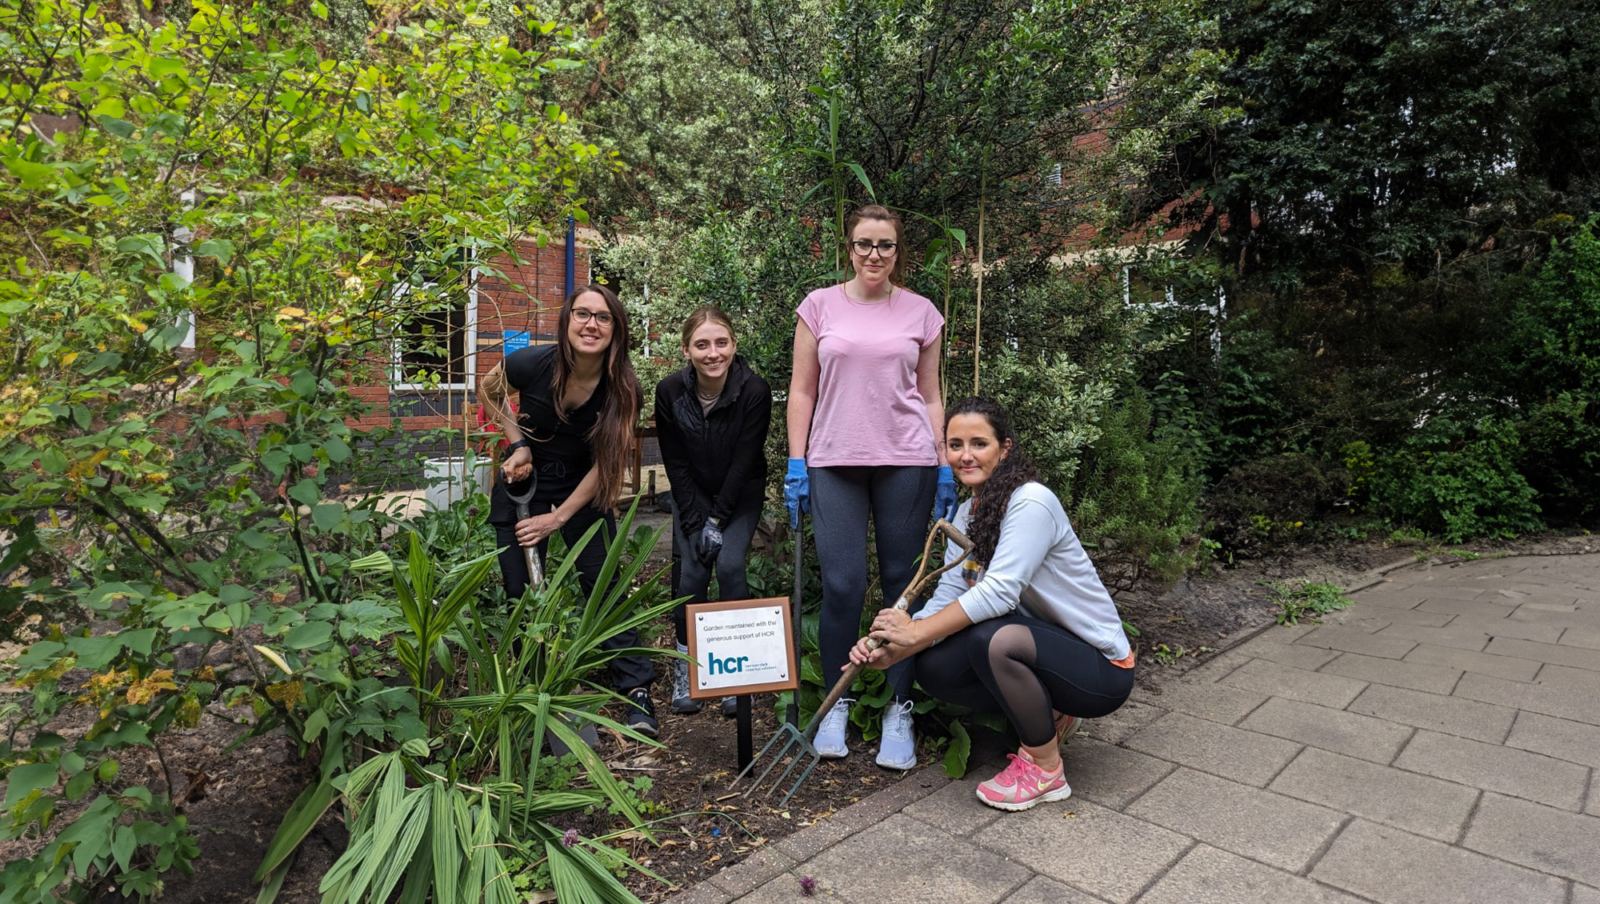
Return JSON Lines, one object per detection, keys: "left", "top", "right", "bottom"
{"left": 505, "top": 439, "right": 530, "bottom": 454}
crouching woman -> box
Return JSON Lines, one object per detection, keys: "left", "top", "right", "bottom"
{"left": 848, "top": 397, "right": 1136, "bottom": 812}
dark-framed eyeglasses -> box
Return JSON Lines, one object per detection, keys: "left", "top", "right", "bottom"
{"left": 850, "top": 240, "right": 898, "bottom": 257}
{"left": 571, "top": 308, "right": 614, "bottom": 326}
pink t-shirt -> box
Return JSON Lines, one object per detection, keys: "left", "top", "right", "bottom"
{"left": 797, "top": 284, "right": 944, "bottom": 467}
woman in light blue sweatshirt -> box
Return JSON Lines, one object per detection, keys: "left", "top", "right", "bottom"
{"left": 848, "top": 397, "right": 1136, "bottom": 812}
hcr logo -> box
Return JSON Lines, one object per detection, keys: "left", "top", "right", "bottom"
{"left": 706, "top": 652, "right": 750, "bottom": 675}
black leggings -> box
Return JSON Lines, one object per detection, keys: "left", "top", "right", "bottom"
{"left": 492, "top": 504, "right": 654, "bottom": 692}
{"left": 914, "top": 612, "right": 1134, "bottom": 747}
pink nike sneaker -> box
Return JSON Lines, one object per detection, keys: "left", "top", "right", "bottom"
{"left": 975, "top": 752, "right": 1073, "bottom": 812}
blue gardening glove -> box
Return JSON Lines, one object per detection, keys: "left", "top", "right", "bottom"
{"left": 696, "top": 518, "right": 724, "bottom": 566}
{"left": 784, "top": 457, "right": 810, "bottom": 529}
{"left": 934, "top": 465, "right": 958, "bottom": 523}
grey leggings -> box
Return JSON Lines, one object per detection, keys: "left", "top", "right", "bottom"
{"left": 811, "top": 465, "right": 937, "bottom": 701}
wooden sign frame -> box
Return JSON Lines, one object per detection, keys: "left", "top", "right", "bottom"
{"left": 684, "top": 597, "right": 799, "bottom": 700}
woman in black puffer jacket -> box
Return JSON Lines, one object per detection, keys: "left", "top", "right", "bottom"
{"left": 654, "top": 306, "right": 773, "bottom": 716}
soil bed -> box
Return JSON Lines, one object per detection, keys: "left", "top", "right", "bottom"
{"left": 5, "top": 529, "right": 1594, "bottom": 902}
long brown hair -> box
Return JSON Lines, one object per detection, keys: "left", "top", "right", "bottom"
{"left": 844, "top": 203, "right": 908, "bottom": 286}
{"left": 948, "top": 397, "right": 1040, "bottom": 565}
{"left": 554, "top": 283, "right": 642, "bottom": 509}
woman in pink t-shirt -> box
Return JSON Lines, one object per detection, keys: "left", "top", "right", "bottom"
{"left": 785, "top": 204, "right": 958, "bottom": 770}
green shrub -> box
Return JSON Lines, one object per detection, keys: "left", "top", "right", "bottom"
{"left": 1369, "top": 418, "right": 1542, "bottom": 543}
{"left": 1070, "top": 388, "right": 1205, "bottom": 592}
{"left": 1204, "top": 453, "right": 1349, "bottom": 556}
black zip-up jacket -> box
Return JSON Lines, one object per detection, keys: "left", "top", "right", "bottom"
{"left": 653, "top": 356, "right": 772, "bottom": 535}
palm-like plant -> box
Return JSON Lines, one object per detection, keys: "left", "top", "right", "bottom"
{"left": 257, "top": 499, "right": 678, "bottom": 904}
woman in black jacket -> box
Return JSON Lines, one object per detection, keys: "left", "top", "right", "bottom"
{"left": 654, "top": 306, "right": 773, "bottom": 715}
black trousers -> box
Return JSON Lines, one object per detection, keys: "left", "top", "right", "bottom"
{"left": 914, "top": 612, "right": 1133, "bottom": 747}
{"left": 493, "top": 503, "right": 654, "bottom": 691}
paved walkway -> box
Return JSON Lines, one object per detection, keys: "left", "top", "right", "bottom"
{"left": 674, "top": 552, "right": 1600, "bottom": 904}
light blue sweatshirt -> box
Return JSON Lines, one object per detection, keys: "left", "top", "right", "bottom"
{"left": 915, "top": 482, "right": 1132, "bottom": 661}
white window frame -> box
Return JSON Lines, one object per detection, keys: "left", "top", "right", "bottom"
{"left": 389, "top": 263, "right": 479, "bottom": 392}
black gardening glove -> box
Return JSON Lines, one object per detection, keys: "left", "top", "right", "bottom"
{"left": 695, "top": 518, "right": 724, "bottom": 566}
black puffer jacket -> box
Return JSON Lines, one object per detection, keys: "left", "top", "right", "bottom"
{"left": 653, "top": 356, "right": 772, "bottom": 534}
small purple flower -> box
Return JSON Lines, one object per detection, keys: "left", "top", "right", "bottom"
{"left": 349, "top": 644, "right": 361, "bottom": 658}
{"left": 799, "top": 875, "right": 816, "bottom": 897}
{"left": 467, "top": 506, "right": 480, "bottom": 517}
{"left": 379, "top": 542, "right": 391, "bottom": 552}
{"left": 562, "top": 828, "right": 579, "bottom": 848}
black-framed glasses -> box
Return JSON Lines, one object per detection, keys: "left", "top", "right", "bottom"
{"left": 571, "top": 308, "right": 614, "bottom": 326}
{"left": 850, "top": 239, "right": 898, "bottom": 257}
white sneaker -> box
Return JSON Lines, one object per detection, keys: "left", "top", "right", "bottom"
{"left": 814, "top": 698, "right": 852, "bottom": 759}
{"left": 875, "top": 699, "right": 917, "bottom": 770}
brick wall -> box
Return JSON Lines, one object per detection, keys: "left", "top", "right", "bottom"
{"left": 347, "top": 237, "right": 589, "bottom": 435}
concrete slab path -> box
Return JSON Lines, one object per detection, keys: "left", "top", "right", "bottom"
{"left": 673, "top": 552, "right": 1600, "bottom": 904}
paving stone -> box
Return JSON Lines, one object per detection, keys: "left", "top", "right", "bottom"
{"left": 1573, "top": 883, "right": 1600, "bottom": 904}
{"left": 1484, "top": 636, "right": 1600, "bottom": 671}
{"left": 675, "top": 882, "right": 733, "bottom": 904}
{"left": 1219, "top": 657, "right": 1369, "bottom": 709}
{"left": 1392, "top": 730, "right": 1589, "bottom": 810}
{"left": 1080, "top": 699, "right": 1165, "bottom": 745}
{"left": 1134, "top": 679, "right": 1270, "bottom": 725}
{"left": 1348, "top": 684, "right": 1516, "bottom": 743}
{"left": 1411, "top": 585, "right": 1492, "bottom": 602}
{"left": 1403, "top": 643, "right": 1542, "bottom": 682}
{"left": 1561, "top": 625, "right": 1600, "bottom": 650}
{"left": 1059, "top": 737, "right": 1177, "bottom": 810}
{"left": 1505, "top": 712, "right": 1600, "bottom": 768}
{"left": 792, "top": 813, "right": 1031, "bottom": 904}
{"left": 1269, "top": 748, "right": 1478, "bottom": 841}
{"left": 1462, "top": 793, "right": 1600, "bottom": 887}
{"left": 973, "top": 798, "right": 1190, "bottom": 904}
{"left": 1343, "top": 606, "right": 1454, "bottom": 627}
{"left": 1123, "top": 712, "right": 1302, "bottom": 787}
{"left": 1310, "top": 819, "right": 1567, "bottom": 904}
{"left": 1454, "top": 671, "right": 1600, "bottom": 727}
{"left": 1229, "top": 637, "right": 1341, "bottom": 670}
{"left": 900, "top": 776, "right": 1003, "bottom": 839}
{"left": 1530, "top": 662, "right": 1600, "bottom": 692}
{"left": 1371, "top": 622, "right": 1490, "bottom": 653}
{"left": 1136, "top": 845, "right": 1366, "bottom": 904}
{"left": 995, "top": 875, "right": 1104, "bottom": 904}
{"left": 1126, "top": 768, "right": 1344, "bottom": 871}
{"left": 1320, "top": 651, "right": 1461, "bottom": 694}
{"left": 1416, "top": 598, "right": 1518, "bottom": 619}
{"left": 1295, "top": 626, "right": 1417, "bottom": 659}
{"left": 1509, "top": 606, "right": 1600, "bottom": 629}
{"left": 1180, "top": 649, "right": 1254, "bottom": 683}
{"left": 708, "top": 849, "right": 794, "bottom": 897}
{"left": 1586, "top": 773, "right": 1598, "bottom": 817}
{"left": 1238, "top": 697, "right": 1414, "bottom": 763}
{"left": 1354, "top": 592, "right": 1427, "bottom": 611}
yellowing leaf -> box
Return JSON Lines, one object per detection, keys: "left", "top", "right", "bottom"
{"left": 254, "top": 645, "right": 293, "bottom": 674}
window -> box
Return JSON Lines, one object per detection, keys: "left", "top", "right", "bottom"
{"left": 392, "top": 244, "right": 478, "bottom": 390}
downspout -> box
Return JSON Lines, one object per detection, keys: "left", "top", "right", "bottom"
{"left": 564, "top": 214, "right": 576, "bottom": 299}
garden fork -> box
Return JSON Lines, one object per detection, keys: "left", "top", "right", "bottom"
{"left": 504, "top": 473, "right": 543, "bottom": 589}
{"left": 732, "top": 519, "right": 976, "bottom": 806}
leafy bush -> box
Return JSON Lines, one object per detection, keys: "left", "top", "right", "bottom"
{"left": 1070, "top": 389, "right": 1205, "bottom": 592}
{"left": 1205, "top": 454, "right": 1350, "bottom": 555}
{"left": 1369, "top": 418, "right": 1542, "bottom": 543}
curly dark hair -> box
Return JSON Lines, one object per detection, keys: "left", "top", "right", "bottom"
{"left": 948, "top": 397, "right": 1040, "bottom": 565}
